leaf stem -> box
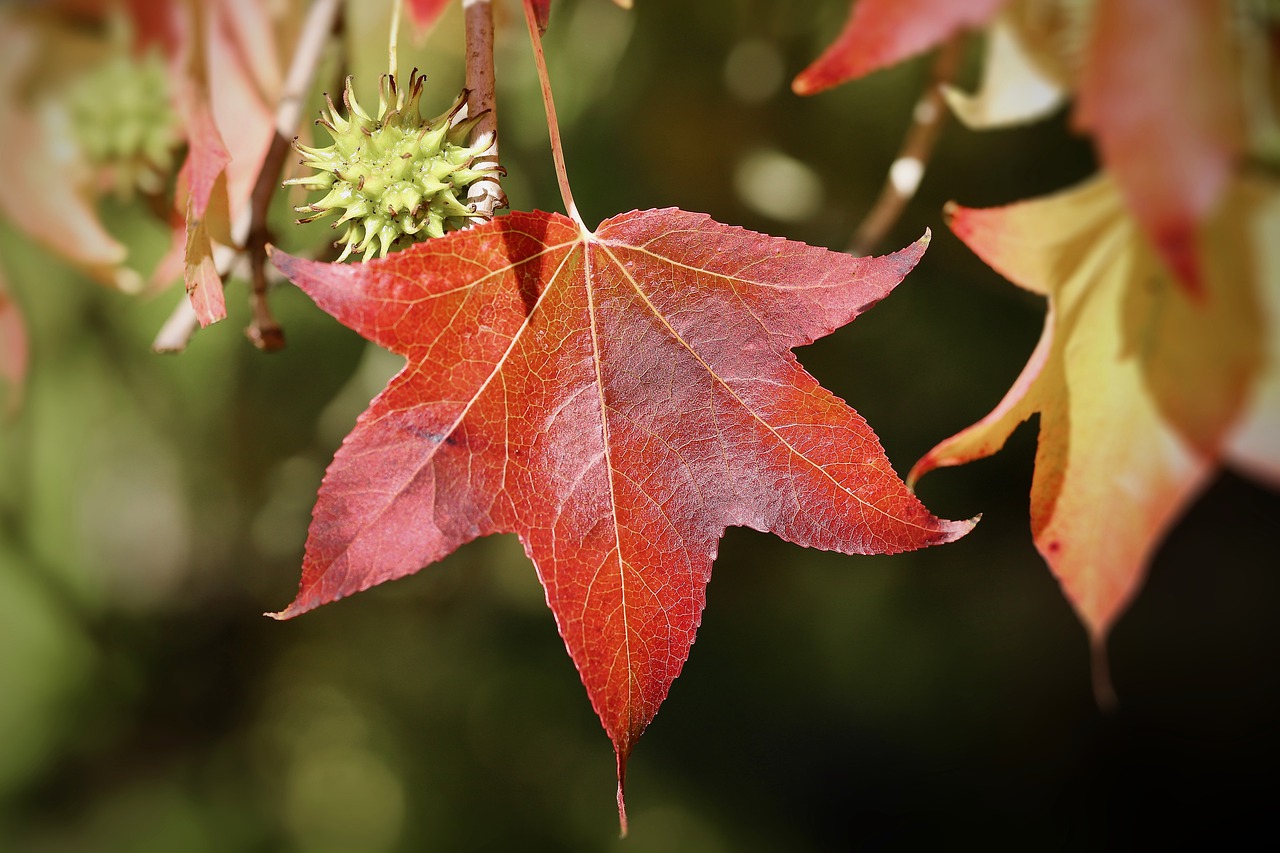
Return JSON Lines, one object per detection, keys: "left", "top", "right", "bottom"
{"left": 389, "top": 0, "right": 403, "bottom": 81}
{"left": 848, "top": 36, "right": 964, "bottom": 256}
{"left": 521, "top": 0, "right": 583, "bottom": 228}
{"left": 463, "top": 0, "right": 506, "bottom": 220}
{"left": 616, "top": 757, "right": 629, "bottom": 839}
{"left": 152, "top": 0, "right": 344, "bottom": 353}
{"left": 1091, "top": 636, "right": 1118, "bottom": 712}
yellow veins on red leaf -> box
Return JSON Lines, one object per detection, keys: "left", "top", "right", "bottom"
{"left": 268, "top": 208, "right": 973, "bottom": 821}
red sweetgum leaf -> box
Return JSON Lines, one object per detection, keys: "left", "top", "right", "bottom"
{"left": 793, "top": 0, "right": 1003, "bottom": 95}
{"left": 1074, "top": 0, "right": 1240, "bottom": 296}
{"left": 269, "top": 208, "right": 973, "bottom": 820}
{"left": 525, "top": 0, "right": 631, "bottom": 34}
{"left": 177, "top": 95, "right": 231, "bottom": 326}
{"left": 405, "top": 0, "right": 451, "bottom": 33}
{"left": 122, "top": 0, "right": 182, "bottom": 56}
{"left": 530, "top": 0, "right": 553, "bottom": 32}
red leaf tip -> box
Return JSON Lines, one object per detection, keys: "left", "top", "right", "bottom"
{"left": 1152, "top": 224, "right": 1205, "bottom": 300}
{"left": 264, "top": 602, "right": 304, "bottom": 621}
{"left": 934, "top": 513, "right": 980, "bottom": 547}
{"left": 791, "top": 75, "right": 819, "bottom": 97}
{"left": 264, "top": 592, "right": 320, "bottom": 621}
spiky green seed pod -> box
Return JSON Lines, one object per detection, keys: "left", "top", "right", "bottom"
{"left": 287, "top": 70, "right": 502, "bottom": 262}
{"left": 67, "top": 49, "right": 181, "bottom": 198}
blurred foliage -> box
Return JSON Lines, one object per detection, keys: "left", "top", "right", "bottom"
{"left": 1, "top": 0, "right": 1278, "bottom": 849}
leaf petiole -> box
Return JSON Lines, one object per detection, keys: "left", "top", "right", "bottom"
{"left": 521, "top": 0, "right": 584, "bottom": 229}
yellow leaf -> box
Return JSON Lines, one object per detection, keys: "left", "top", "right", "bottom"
{"left": 1226, "top": 189, "right": 1280, "bottom": 486}
{"left": 942, "top": 13, "right": 1066, "bottom": 130}
{"left": 915, "top": 175, "right": 1272, "bottom": 653}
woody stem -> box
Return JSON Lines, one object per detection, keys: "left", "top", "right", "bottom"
{"left": 848, "top": 36, "right": 964, "bottom": 256}
{"left": 463, "top": 0, "right": 506, "bottom": 220}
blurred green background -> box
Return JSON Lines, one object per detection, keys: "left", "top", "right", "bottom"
{"left": 2, "top": 0, "right": 1279, "bottom": 849}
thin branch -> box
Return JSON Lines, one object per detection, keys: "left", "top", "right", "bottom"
{"left": 463, "top": 0, "right": 506, "bottom": 220}
{"left": 153, "top": 0, "right": 344, "bottom": 353}
{"left": 848, "top": 36, "right": 964, "bottom": 256}
{"left": 521, "top": 0, "right": 583, "bottom": 228}
{"left": 245, "top": 240, "right": 284, "bottom": 350}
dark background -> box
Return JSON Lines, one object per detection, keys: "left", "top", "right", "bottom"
{"left": 2, "top": 0, "right": 1277, "bottom": 849}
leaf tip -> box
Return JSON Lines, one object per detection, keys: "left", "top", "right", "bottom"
{"left": 942, "top": 200, "right": 982, "bottom": 244}
{"left": 266, "top": 244, "right": 296, "bottom": 274}
{"left": 880, "top": 228, "right": 931, "bottom": 273}
{"left": 264, "top": 596, "right": 311, "bottom": 621}
{"left": 942, "top": 512, "right": 981, "bottom": 544}
{"left": 790, "top": 73, "right": 817, "bottom": 97}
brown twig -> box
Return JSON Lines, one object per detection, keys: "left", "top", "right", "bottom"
{"left": 848, "top": 36, "right": 965, "bottom": 256}
{"left": 463, "top": 0, "right": 506, "bottom": 219}
{"left": 152, "top": 0, "right": 343, "bottom": 354}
